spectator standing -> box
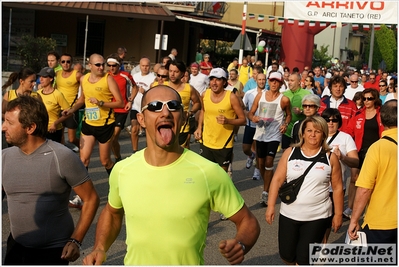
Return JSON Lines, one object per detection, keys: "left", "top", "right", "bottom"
{"left": 344, "top": 74, "right": 364, "bottom": 101}
{"left": 200, "top": 54, "right": 213, "bottom": 75}
{"left": 168, "top": 48, "right": 178, "bottom": 61}
{"left": 195, "top": 47, "right": 203, "bottom": 64}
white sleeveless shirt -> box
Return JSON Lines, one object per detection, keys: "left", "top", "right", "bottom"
{"left": 253, "top": 92, "right": 285, "bottom": 142}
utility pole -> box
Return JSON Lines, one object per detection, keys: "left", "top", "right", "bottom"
{"left": 238, "top": 2, "right": 247, "bottom": 67}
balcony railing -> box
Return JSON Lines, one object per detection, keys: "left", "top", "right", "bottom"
{"left": 160, "top": 2, "right": 228, "bottom": 18}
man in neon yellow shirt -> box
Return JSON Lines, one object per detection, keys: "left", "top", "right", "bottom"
{"left": 348, "top": 99, "right": 397, "bottom": 244}
{"left": 83, "top": 85, "right": 260, "bottom": 265}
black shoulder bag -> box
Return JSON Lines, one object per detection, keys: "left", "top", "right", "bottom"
{"left": 278, "top": 149, "right": 324, "bottom": 204}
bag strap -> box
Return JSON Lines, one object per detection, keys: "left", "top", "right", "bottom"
{"left": 300, "top": 150, "right": 324, "bottom": 179}
{"left": 328, "top": 131, "right": 340, "bottom": 145}
{"left": 382, "top": 136, "right": 397, "bottom": 145}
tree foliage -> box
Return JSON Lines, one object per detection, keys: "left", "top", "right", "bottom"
{"left": 17, "top": 35, "right": 57, "bottom": 73}
{"left": 313, "top": 44, "right": 332, "bottom": 68}
{"left": 365, "top": 25, "right": 397, "bottom": 71}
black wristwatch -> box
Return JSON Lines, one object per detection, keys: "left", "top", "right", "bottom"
{"left": 98, "top": 100, "right": 104, "bottom": 107}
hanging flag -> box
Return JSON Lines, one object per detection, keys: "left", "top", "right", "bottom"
{"left": 212, "top": 2, "right": 221, "bottom": 13}
{"left": 268, "top": 16, "right": 275, "bottom": 22}
{"left": 331, "top": 22, "right": 337, "bottom": 28}
{"left": 363, "top": 24, "right": 370, "bottom": 30}
{"left": 258, "top": 14, "right": 264, "bottom": 22}
{"left": 352, "top": 24, "right": 359, "bottom": 30}
{"left": 278, "top": 18, "right": 284, "bottom": 25}
{"left": 320, "top": 21, "right": 327, "bottom": 28}
{"left": 249, "top": 13, "right": 255, "bottom": 20}
{"left": 342, "top": 23, "right": 348, "bottom": 27}
{"left": 288, "top": 18, "right": 294, "bottom": 25}
{"left": 298, "top": 20, "right": 305, "bottom": 27}
{"left": 309, "top": 21, "right": 316, "bottom": 28}
{"left": 374, "top": 24, "right": 381, "bottom": 30}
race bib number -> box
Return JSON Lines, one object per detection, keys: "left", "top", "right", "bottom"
{"left": 85, "top": 107, "right": 100, "bottom": 121}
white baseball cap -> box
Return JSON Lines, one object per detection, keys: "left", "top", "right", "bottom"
{"left": 209, "top": 68, "right": 227, "bottom": 79}
{"left": 268, "top": 72, "right": 283, "bottom": 82}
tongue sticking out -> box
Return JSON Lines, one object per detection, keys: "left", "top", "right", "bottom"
{"left": 159, "top": 127, "right": 173, "bottom": 145}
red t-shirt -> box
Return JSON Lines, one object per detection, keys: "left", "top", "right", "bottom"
{"left": 200, "top": 61, "right": 213, "bottom": 75}
{"left": 363, "top": 81, "right": 379, "bottom": 91}
{"left": 109, "top": 71, "right": 136, "bottom": 113}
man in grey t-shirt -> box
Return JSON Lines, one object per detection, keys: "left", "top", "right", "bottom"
{"left": 2, "top": 96, "right": 99, "bottom": 265}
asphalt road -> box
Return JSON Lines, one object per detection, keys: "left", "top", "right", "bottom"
{"left": 2, "top": 127, "right": 350, "bottom": 265}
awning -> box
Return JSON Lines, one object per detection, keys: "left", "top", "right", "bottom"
{"left": 175, "top": 14, "right": 280, "bottom": 36}
{"left": 2, "top": 1, "right": 175, "bottom": 21}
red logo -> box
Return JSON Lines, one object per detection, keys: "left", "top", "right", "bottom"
{"left": 306, "top": 2, "right": 384, "bottom": 11}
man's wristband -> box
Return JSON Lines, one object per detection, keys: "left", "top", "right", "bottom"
{"left": 68, "top": 238, "right": 82, "bottom": 249}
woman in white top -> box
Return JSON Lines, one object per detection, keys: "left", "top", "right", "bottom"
{"left": 266, "top": 116, "right": 343, "bottom": 265}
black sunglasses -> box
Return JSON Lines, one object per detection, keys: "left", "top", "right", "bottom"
{"left": 93, "top": 63, "right": 105, "bottom": 67}
{"left": 350, "top": 80, "right": 358, "bottom": 83}
{"left": 323, "top": 118, "right": 339, "bottom": 123}
{"left": 107, "top": 64, "right": 118, "bottom": 67}
{"left": 157, "top": 74, "right": 168, "bottom": 78}
{"left": 141, "top": 100, "right": 183, "bottom": 113}
{"left": 61, "top": 60, "right": 71, "bottom": 64}
{"left": 363, "top": 97, "right": 375, "bottom": 101}
{"left": 302, "top": 104, "right": 318, "bottom": 109}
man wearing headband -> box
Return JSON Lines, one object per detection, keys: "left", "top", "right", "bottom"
{"left": 189, "top": 62, "right": 209, "bottom": 96}
{"left": 106, "top": 53, "right": 137, "bottom": 163}
{"left": 83, "top": 85, "right": 260, "bottom": 265}
{"left": 55, "top": 53, "right": 83, "bottom": 153}
{"left": 63, "top": 53, "right": 124, "bottom": 209}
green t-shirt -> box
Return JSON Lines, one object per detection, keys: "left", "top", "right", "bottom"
{"left": 108, "top": 149, "right": 244, "bottom": 265}
{"left": 283, "top": 88, "right": 311, "bottom": 137}
{"left": 195, "top": 52, "right": 203, "bottom": 64}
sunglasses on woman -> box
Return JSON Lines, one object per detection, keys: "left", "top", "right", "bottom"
{"left": 141, "top": 100, "right": 183, "bottom": 113}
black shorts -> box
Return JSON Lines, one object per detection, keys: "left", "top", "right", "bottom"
{"left": 256, "top": 140, "right": 280, "bottom": 158}
{"left": 281, "top": 134, "right": 292, "bottom": 149}
{"left": 129, "top": 110, "right": 139, "bottom": 120}
{"left": 81, "top": 121, "right": 115, "bottom": 144}
{"left": 114, "top": 113, "right": 128, "bottom": 129}
{"left": 362, "top": 224, "right": 397, "bottom": 244}
{"left": 62, "top": 109, "right": 79, "bottom": 129}
{"left": 242, "top": 125, "right": 256, "bottom": 145}
{"left": 199, "top": 144, "right": 233, "bottom": 167}
{"left": 46, "top": 129, "right": 63, "bottom": 143}
{"left": 278, "top": 214, "right": 332, "bottom": 265}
